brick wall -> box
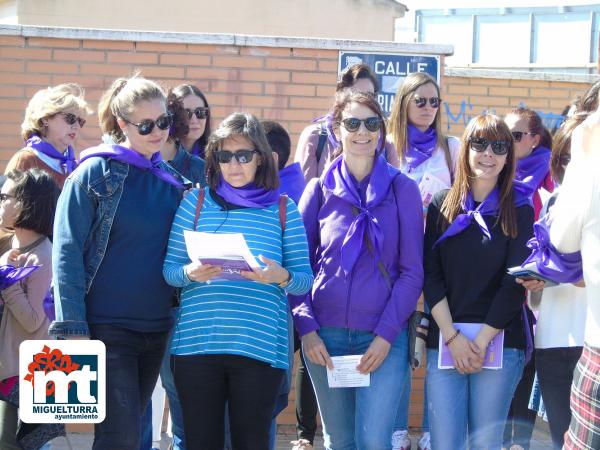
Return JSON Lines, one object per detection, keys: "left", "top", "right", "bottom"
{"left": 0, "top": 27, "right": 595, "bottom": 430}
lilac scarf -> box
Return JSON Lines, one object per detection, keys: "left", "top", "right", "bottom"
{"left": 514, "top": 146, "right": 551, "bottom": 199}
{"left": 279, "top": 162, "right": 306, "bottom": 205}
{"left": 26, "top": 136, "right": 76, "bottom": 173}
{"left": 0, "top": 265, "right": 39, "bottom": 290}
{"left": 323, "top": 153, "right": 392, "bottom": 275}
{"left": 521, "top": 213, "right": 583, "bottom": 283}
{"left": 216, "top": 175, "right": 280, "bottom": 209}
{"left": 79, "top": 144, "right": 185, "bottom": 189}
{"left": 405, "top": 124, "right": 437, "bottom": 171}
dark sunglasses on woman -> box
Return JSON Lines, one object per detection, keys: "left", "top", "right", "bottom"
{"left": 511, "top": 131, "right": 536, "bottom": 142}
{"left": 59, "top": 112, "right": 86, "bottom": 128}
{"left": 413, "top": 96, "right": 441, "bottom": 109}
{"left": 186, "top": 107, "right": 209, "bottom": 120}
{"left": 469, "top": 137, "right": 510, "bottom": 155}
{"left": 122, "top": 113, "right": 173, "bottom": 136}
{"left": 340, "top": 117, "right": 382, "bottom": 133}
{"left": 215, "top": 149, "right": 258, "bottom": 164}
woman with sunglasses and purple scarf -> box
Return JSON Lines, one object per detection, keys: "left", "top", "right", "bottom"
{"left": 424, "top": 115, "right": 534, "bottom": 450}
{"left": 163, "top": 112, "right": 313, "bottom": 450}
{"left": 7, "top": 83, "right": 91, "bottom": 189}
{"left": 387, "top": 71, "right": 459, "bottom": 450}
{"left": 170, "top": 84, "right": 211, "bottom": 159}
{"left": 290, "top": 91, "right": 423, "bottom": 450}
{"left": 50, "top": 76, "right": 188, "bottom": 449}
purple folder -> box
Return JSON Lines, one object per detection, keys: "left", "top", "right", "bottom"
{"left": 438, "top": 323, "right": 504, "bottom": 370}
{"left": 199, "top": 256, "right": 253, "bottom": 282}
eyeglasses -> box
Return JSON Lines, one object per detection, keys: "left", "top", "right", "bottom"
{"left": 0, "top": 193, "right": 14, "bottom": 203}
{"left": 185, "top": 107, "right": 209, "bottom": 120}
{"left": 469, "top": 137, "right": 510, "bottom": 155}
{"left": 340, "top": 117, "right": 382, "bottom": 133}
{"left": 59, "top": 112, "right": 86, "bottom": 128}
{"left": 215, "top": 149, "right": 258, "bottom": 164}
{"left": 559, "top": 154, "right": 571, "bottom": 166}
{"left": 413, "top": 96, "right": 441, "bottom": 109}
{"left": 122, "top": 114, "right": 173, "bottom": 136}
{"left": 511, "top": 131, "right": 537, "bottom": 142}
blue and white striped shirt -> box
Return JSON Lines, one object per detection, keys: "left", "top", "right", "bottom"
{"left": 163, "top": 187, "right": 313, "bottom": 369}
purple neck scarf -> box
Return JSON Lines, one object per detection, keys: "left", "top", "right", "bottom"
{"left": 189, "top": 141, "right": 205, "bottom": 159}
{"left": 514, "top": 146, "right": 551, "bottom": 199}
{"left": 323, "top": 153, "right": 393, "bottom": 275}
{"left": 521, "top": 213, "right": 583, "bottom": 283}
{"left": 26, "top": 135, "right": 76, "bottom": 173}
{"left": 434, "top": 189, "right": 500, "bottom": 248}
{"left": 215, "top": 175, "right": 280, "bottom": 209}
{"left": 79, "top": 144, "right": 185, "bottom": 189}
{"left": 0, "top": 264, "right": 39, "bottom": 290}
{"left": 405, "top": 124, "right": 437, "bottom": 171}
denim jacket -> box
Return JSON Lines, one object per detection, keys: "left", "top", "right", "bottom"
{"left": 49, "top": 156, "right": 186, "bottom": 337}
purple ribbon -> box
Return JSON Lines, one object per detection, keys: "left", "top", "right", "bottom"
{"left": 434, "top": 189, "right": 500, "bottom": 248}
{"left": 26, "top": 135, "right": 76, "bottom": 174}
{"left": 216, "top": 175, "right": 280, "bottom": 209}
{"left": 521, "top": 213, "right": 583, "bottom": 284}
{"left": 323, "top": 153, "right": 392, "bottom": 275}
{"left": 79, "top": 144, "right": 186, "bottom": 189}
{"left": 514, "top": 146, "right": 551, "bottom": 199}
{"left": 405, "top": 124, "right": 437, "bottom": 171}
{"left": 0, "top": 265, "right": 39, "bottom": 290}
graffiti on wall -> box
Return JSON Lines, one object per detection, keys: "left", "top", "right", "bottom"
{"left": 444, "top": 100, "right": 566, "bottom": 133}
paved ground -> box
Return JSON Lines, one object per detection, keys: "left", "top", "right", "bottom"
{"left": 49, "top": 421, "right": 553, "bottom": 449}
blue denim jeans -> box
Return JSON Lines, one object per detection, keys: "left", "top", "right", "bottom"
{"left": 90, "top": 324, "right": 169, "bottom": 450}
{"left": 427, "top": 348, "right": 525, "bottom": 450}
{"left": 305, "top": 327, "right": 409, "bottom": 450}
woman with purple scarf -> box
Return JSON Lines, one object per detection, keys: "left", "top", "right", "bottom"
{"left": 170, "top": 83, "right": 211, "bottom": 159}
{"left": 503, "top": 107, "right": 553, "bottom": 450}
{"left": 50, "top": 76, "right": 188, "bottom": 449}
{"left": 7, "top": 83, "right": 91, "bottom": 189}
{"left": 424, "top": 115, "right": 534, "bottom": 450}
{"left": 163, "top": 112, "right": 313, "bottom": 450}
{"left": 387, "top": 71, "right": 459, "bottom": 450}
{"left": 290, "top": 91, "right": 423, "bottom": 449}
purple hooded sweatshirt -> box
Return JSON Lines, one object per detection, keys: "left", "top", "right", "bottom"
{"left": 289, "top": 155, "right": 424, "bottom": 344}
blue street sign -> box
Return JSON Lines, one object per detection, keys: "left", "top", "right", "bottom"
{"left": 339, "top": 52, "right": 440, "bottom": 114}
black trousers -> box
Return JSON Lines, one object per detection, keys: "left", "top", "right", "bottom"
{"left": 294, "top": 331, "right": 318, "bottom": 443}
{"left": 172, "top": 354, "right": 284, "bottom": 450}
{"left": 536, "top": 346, "right": 583, "bottom": 449}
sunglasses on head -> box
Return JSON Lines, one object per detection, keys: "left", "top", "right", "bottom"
{"left": 340, "top": 117, "right": 382, "bottom": 133}
{"left": 511, "top": 131, "right": 537, "bottom": 142}
{"left": 413, "top": 96, "right": 441, "bottom": 109}
{"left": 185, "top": 107, "right": 209, "bottom": 120}
{"left": 122, "top": 113, "right": 173, "bottom": 136}
{"left": 59, "top": 112, "right": 86, "bottom": 128}
{"left": 215, "top": 149, "right": 258, "bottom": 164}
{"left": 469, "top": 137, "right": 510, "bottom": 155}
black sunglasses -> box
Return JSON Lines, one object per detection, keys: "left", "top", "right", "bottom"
{"left": 413, "top": 96, "right": 441, "bottom": 109}
{"left": 0, "top": 193, "right": 14, "bottom": 203}
{"left": 59, "top": 112, "right": 86, "bottom": 128}
{"left": 511, "top": 131, "right": 537, "bottom": 142}
{"left": 469, "top": 137, "right": 510, "bottom": 155}
{"left": 185, "top": 107, "right": 209, "bottom": 120}
{"left": 215, "top": 149, "right": 258, "bottom": 164}
{"left": 340, "top": 117, "right": 382, "bottom": 133}
{"left": 122, "top": 114, "right": 173, "bottom": 136}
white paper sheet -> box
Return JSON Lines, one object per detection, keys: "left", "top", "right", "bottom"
{"left": 183, "top": 230, "right": 260, "bottom": 269}
{"left": 326, "top": 355, "right": 370, "bottom": 388}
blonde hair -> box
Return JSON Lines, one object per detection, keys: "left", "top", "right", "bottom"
{"left": 98, "top": 75, "right": 166, "bottom": 144}
{"left": 388, "top": 72, "right": 449, "bottom": 164}
{"left": 21, "top": 83, "right": 91, "bottom": 141}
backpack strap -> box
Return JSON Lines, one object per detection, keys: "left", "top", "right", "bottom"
{"left": 279, "top": 194, "right": 288, "bottom": 233}
{"left": 315, "top": 122, "right": 328, "bottom": 164}
{"left": 193, "top": 188, "right": 206, "bottom": 231}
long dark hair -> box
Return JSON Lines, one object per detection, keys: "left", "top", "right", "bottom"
{"left": 172, "top": 84, "right": 211, "bottom": 151}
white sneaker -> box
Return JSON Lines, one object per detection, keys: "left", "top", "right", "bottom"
{"left": 391, "top": 430, "right": 411, "bottom": 450}
{"left": 417, "top": 432, "right": 431, "bottom": 450}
